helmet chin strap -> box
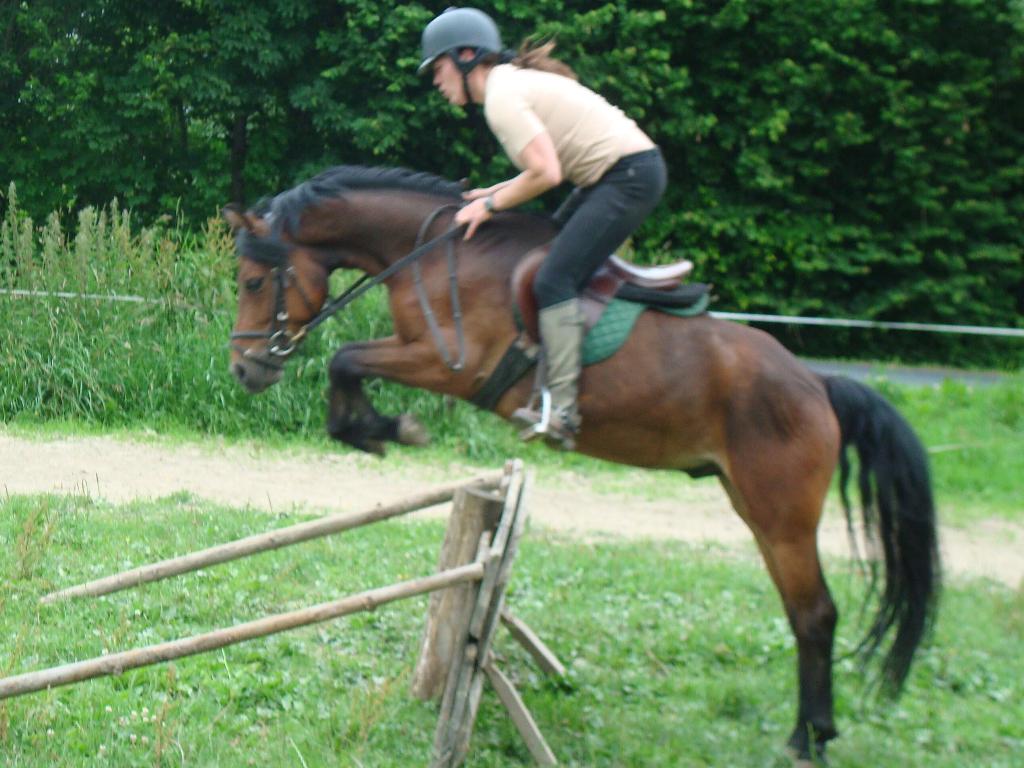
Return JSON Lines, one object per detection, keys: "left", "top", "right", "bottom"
{"left": 451, "top": 49, "right": 488, "bottom": 108}
{"left": 449, "top": 48, "right": 515, "bottom": 108}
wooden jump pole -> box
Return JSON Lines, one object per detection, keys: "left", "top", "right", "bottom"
{"left": 40, "top": 471, "right": 504, "bottom": 604}
{"left": 1, "top": 561, "right": 485, "bottom": 702}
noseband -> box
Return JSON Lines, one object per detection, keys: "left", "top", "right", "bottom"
{"left": 230, "top": 208, "right": 466, "bottom": 371}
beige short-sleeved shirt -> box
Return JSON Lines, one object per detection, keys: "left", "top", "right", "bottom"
{"left": 484, "top": 64, "right": 655, "bottom": 187}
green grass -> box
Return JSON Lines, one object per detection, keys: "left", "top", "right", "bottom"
{"left": 1, "top": 494, "right": 1021, "bottom": 767}
{"left": 867, "top": 377, "right": 1024, "bottom": 522}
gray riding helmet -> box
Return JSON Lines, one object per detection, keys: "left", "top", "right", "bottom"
{"left": 418, "top": 7, "right": 503, "bottom": 74}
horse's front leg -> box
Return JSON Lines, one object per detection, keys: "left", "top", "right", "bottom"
{"left": 326, "top": 337, "right": 444, "bottom": 454}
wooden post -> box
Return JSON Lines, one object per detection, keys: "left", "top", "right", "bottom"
{"left": 411, "top": 485, "right": 505, "bottom": 701}
{"left": 40, "top": 472, "right": 503, "bottom": 604}
{"left": 0, "top": 563, "right": 484, "bottom": 702}
{"left": 432, "top": 465, "right": 539, "bottom": 767}
{"left": 454, "top": 471, "right": 531, "bottom": 766}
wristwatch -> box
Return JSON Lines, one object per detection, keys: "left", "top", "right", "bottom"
{"left": 483, "top": 195, "right": 497, "bottom": 213}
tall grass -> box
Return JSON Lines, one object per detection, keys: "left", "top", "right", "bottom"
{"left": 0, "top": 185, "right": 578, "bottom": 461}
{"left": 2, "top": 187, "right": 1023, "bottom": 513}
{"left": 2, "top": 185, "right": 415, "bottom": 438}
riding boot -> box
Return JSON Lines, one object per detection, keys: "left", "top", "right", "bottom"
{"left": 512, "top": 298, "right": 584, "bottom": 450}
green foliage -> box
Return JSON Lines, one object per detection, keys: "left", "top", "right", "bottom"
{"left": 1, "top": 1, "right": 1022, "bottom": 364}
{"left": 646, "top": 0, "right": 1024, "bottom": 364}
{"left": 0, "top": 494, "right": 1021, "bottom": 766}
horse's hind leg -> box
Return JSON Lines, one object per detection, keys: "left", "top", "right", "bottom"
{"left": 763, "top": 529, "right": 838, "bottom": 763}
{"left": 719, "top": 448, "right": 839, "bottom": 763}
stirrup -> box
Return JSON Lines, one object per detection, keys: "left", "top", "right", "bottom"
{"left": 514, "top": 389, "right": 553, "bottom": 440}
{"left": 511, "top": 389, "right": 578, "bottom": 451}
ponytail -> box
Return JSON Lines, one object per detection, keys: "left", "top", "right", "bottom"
{"left": 511, "top": 39, "right": 577, "bottom": 80}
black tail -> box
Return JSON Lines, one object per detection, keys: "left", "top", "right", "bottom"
{"left": 824, "top": 375, "right": 941, "bottom": 696}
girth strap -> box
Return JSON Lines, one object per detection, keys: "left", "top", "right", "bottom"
{"left": 469, "top": 333, "right": 539, "bottom": 410}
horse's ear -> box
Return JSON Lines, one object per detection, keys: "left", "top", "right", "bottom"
{"left": 222, "top": 204, "right": 253, "bottom": 234}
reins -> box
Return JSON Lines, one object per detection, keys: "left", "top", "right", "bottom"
{"left": 230, "top": 207, "right": 467, "bottom": 370}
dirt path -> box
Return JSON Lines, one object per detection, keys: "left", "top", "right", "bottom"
{"left": 1, "top": 432, "right": 1020, "bottom": 588}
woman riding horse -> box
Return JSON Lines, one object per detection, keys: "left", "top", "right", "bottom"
{"left": 224, "top": 16, "right": 941, "bottom": 759}
{"left": 420, "top": 7, "right": 666, "bottom": 450}
{"left": 225, "top": 162, "right": 939, "bottom": 766}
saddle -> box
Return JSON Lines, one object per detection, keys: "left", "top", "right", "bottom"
{"left": 470, "top": 250, "right": 710, "bottom": 411}
{"left": 512, "top": 248, "right": 704, "bottom": 342}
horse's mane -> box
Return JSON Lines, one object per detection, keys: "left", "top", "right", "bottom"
{"left": 257, "top": 165, "right": 465, "bottom": 235}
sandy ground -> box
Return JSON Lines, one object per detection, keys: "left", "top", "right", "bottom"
{"left": 1, "top": 432, "right": 1020, "bottom": 589}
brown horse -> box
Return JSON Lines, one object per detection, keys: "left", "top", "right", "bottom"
{"left": 224, "top": 165, "right": 939, "bottom": 765}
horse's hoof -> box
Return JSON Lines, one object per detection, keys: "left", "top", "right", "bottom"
{"left": 396, "top": 414, "right": 430, "bottom": 446}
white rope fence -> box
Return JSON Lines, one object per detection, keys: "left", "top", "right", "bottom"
{"left": 710, "top": 311, "right": 1024, "bottom": 339}
{"left": 3, "top": 288, "right": 1023, "bottom": 339}
{"left": 712, "top": 311, "right": 1024, "bottom": 337}
{"left": 0, "top": 288, "right": 159, "bottom": 304}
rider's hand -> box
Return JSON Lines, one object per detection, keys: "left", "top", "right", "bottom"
{"left": 462, "top": 187, "right": 490, "bottom": 202}
{"left": 455, "top": 197, "right": 492, "bottom": 240}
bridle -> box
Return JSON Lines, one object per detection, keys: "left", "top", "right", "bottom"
{"left": 229, "top": 207, "right": 467, "bottom": 371}
{"left": 229, "top": 253, "right": 322, "bottom": 370}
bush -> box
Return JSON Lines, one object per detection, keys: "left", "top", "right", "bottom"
{"left": 2, "top": 1, "right": 1022, "bottom": 364}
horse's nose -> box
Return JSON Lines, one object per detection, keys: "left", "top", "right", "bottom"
{"left": 232, "top": 362, "right": 247, "bottom": 382}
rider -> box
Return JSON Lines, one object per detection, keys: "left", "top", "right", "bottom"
{"left": 419, "top": 7, "right": 666, "bottom": 449}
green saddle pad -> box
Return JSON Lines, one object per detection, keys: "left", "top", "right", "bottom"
{"left": 582, "top": 295, "right": 710, "bottom": 366}
{"left": 471, "top": 293, "right": 711, "bottom": 410}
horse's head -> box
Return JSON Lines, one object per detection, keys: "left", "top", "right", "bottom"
{"left": 223, "top": 206, "right": 329, "bottom": 393}
{"left": 223, "top": 164, "right": 537, "bottom": 395}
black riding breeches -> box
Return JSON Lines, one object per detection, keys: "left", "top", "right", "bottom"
{"left": 533, "top": 147, "right": 667, "bottom": 309}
